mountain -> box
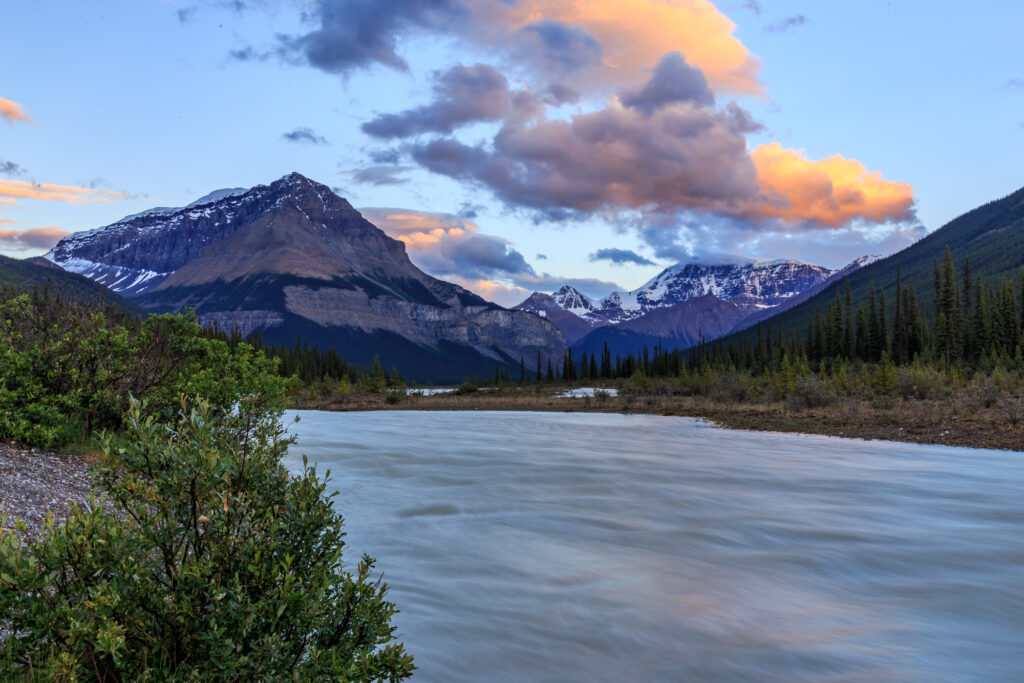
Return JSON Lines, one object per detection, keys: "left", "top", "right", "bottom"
{"left": 721, "top": 183, "right": 1024, "bottom": 350}
{"left": 729, "top": 255, "right": 881, "bottom": 332}
{"left": 512, "top": 286, "right": 603, "bottom": 343}
{"left": 45, "top": 173, "right": 564, "bottom": 382}
{"left": 0, "top": 254, "right": 146, "bottom": 316}
{"left": 516, "top": 258, "right": 835, "bottom": 353}
{"left": 591, "top": 259, "right": 835, "bottom": 325}
{"left": 573, "top": 294, "right": 745, "bottom": 357}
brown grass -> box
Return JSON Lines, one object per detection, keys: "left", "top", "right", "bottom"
{"left": 291, "top": 384, "right": 1024, "bottom": 452}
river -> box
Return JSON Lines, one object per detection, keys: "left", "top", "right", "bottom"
{"left": 283, "top": 410, "right": 1024, "bottom": 682}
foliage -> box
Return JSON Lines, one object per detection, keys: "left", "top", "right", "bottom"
{"left": 0, "top": 397, "right": 414, "bottom": 681}
{"left": 0, "top": 290, "right": 293, "bottom": 451}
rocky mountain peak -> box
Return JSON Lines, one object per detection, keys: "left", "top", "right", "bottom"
{"left": 552, "top": 285, "right": 596, "bottom": 314}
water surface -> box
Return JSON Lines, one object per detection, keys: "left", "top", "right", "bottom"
{"left": 284, "top": 410, "right": 1024, "bottom": 682}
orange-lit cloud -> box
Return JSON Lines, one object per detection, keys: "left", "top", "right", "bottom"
{"left": 362, "top": 207, "right": 621, "bottom": 305}
{"left": 0, "top": 179, "right": 130, "bottom": 205}
{"left": 476, "top": 0, "right": 762, "bottom": 95}
{"left": 0, "top": 97, "right": 34, "bottom": 125}
{"left": 0, "top": 226, "right": 71, "bottom": 251}
{"left": 747, "top": 143, "right": 915, "bottom": 227}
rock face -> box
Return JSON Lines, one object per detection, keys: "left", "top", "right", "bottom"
{"left": 46, "top": 173, "right": 564, "bottom": 382}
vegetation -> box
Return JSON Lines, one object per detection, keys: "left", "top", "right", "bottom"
{"left": 0, "top": 287, "right": 281, "bottom": 451}
{"left": 0, "top": 288, "right": 413, "bottom": 681}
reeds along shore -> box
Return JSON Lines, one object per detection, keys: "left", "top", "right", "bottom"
{"left": 288, "top": 371, "right": 1024, "bottom": 452}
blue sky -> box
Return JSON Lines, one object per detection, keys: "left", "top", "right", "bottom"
{"left": 1, "top": 0, "right": 1022, "bottom": 305}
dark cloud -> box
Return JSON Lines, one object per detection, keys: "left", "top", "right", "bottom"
{"left": 517, "top": 20, "right": 603, "bottom": 73}
{"left": 589, "top": 248, "right": 656, "bottom": 266}
{"left": 621, "top": 52, "right": 714, "bottom": 114}
{"left": 0, "top": 161, "right": 27, "bottom": 179}
{"left": 229, "top": 46, "right": 264, "bottom": 62}
{"left": 277, "top": 0, "right": 466, "bottom": 75}
{"left": 765, "top": 15, "right": 808, "bottom": 33}
{"left": 177, "top": 1, "right": 246, "bottom": 23}
{"left": 742, "top": 1, "right": 762, "bottom": 16}
{"left": 368, "top": 148, "right": 402, "bottom": 164}
{"left": 448, "top": 233, "right": 536, "bottom": 278}
{"left": 362, "top": 63, "right": 510, "bottom": 139}
{"left": 411, "top": 100, "right": 758, "bottom": 220}
{"left": 348, "top": 165, "right": 414, "bottom": 186}
{"left": 282, "top": 127, "right": 329, "bottom": 145}
{"left": 457, "top": 201, "right": 483, "bottom": 219}
{"left": 539, "top": 82, "right": 580, "bottom": 106}
{"left": 721, "top": 102, "right": 764, "bottom": 134}
{"left": 536, "top": 253, "right": 548, "bottom": 261}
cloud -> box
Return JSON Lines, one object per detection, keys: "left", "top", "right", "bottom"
{"left": 765, "top": 15, "right": 808, "bottom": 33}
{"left": 360, "top": 207, "right": 536, "bottom": 282}
{"left": 741, "top": 1, "right": 762, "bottom": 16}
{"left": 276, "top": 0, "right": 466, "bottom": 74}
{"left": 479, "top": 0, "right": 763, "bottom": 95}
{"left": 536, "top": 253, "right": 547, "bottom": 260}
{"left": 368, "top": 148, "right": 402, "bottom": 164}
{"left": 539, "top": 82, "right": 580, "bottom": 106}
{"left": 282, "top": 127, "right": 329, "bottom": 144}
{"left": 0, "top": 179, "right": 131, "bottom": 205}
{"left": 0, "top": 97, "right": 34, "bottom": 125}
{"left": 269, "top": 0, "right": 761, "bottom": 94}
{"left": 0, "top": 227, "right": 71, "bottom": 251}
{"left": 411, "top": 97, "right": 759, "bottom": 220}
{"left": 362, "top": 63, "right": 511, "bottom": 138}
{"left": 747, "top": 142, "right": 915, "bottom": 227}
{"left": 621, "top": 52, "right": 715, "bottom": 114}
{"left": 514, "top": 20, "right": 603, "bottom": 74}
{"left": 361, "top": 206, "right": 622, "bottom": 305}
{"left": 0, "top": 161, "right": 27, "bottom": 179}
{"left": 589, "top": 248, "right": 656, "bottom": 266}
{"left": 636, "top": 209, "right": 925, "bottom": 269}
{"left": 348, "top": 165, "right": 414, "bottom": 186}
{"left": 1000, "top": 77, "right": 1024, "bottom": 92}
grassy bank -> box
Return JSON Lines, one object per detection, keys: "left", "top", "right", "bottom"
{"left": 290, "top": 378, "right": 1024, "bottom": 452}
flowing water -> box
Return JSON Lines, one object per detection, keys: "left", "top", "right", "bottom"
{"left": 283, "top": 410, "right": 1024, "bottom": 682}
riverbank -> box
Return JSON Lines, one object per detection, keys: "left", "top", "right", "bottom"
{"left": 0, "top": 441, "right": 96, "bottom": 540}
{"left": 291, "top": 384, "right": 1024, "bottom": 452}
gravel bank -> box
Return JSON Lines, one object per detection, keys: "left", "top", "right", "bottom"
{"left": 0, "top": 441, "right": 96, "bottom": 540}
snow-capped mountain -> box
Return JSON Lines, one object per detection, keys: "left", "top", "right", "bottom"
{"left": 43, "top": 173, "right": 564, "bottom": 382}
{"left": 512, "top": 286, "right": 601, "bottom": 343}
{"left": 591, "top": 259, "right": 835, "bottom": 325}
{"left": 46, "top": 181, "right": 292, "bottom": 296}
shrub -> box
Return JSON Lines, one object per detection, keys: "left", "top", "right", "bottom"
{"left": 0, "top": 292, "right": 294, "bottom": 450}
{"left": 895, "top": 364, "right": 945, "bottom": 400}
{"left": 787, "top": 375, "right": 837, "bottom": 409}
{"left": 0, "top": 397, "right": 414, "bottom": 681}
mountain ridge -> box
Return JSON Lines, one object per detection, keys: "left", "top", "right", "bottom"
{"left": 46, "top": 173, "right": 564, "bottom": 382}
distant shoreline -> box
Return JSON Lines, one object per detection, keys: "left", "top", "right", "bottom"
{"left": 289, "top": 386, "right": 1024, "bottom": 453}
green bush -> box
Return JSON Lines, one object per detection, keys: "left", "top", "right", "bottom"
{"left": 787, "top": 375, "right": 838, "bottom": 409}
{"left": 0, "top": 397, "right": 414, "bottom": 681}
{"left": 0, "top": 292, "right": 293, "bottom": 450}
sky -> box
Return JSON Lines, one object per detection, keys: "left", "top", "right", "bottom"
{"left": 1, "top": 1, "right": 1022, "bottom": 306}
